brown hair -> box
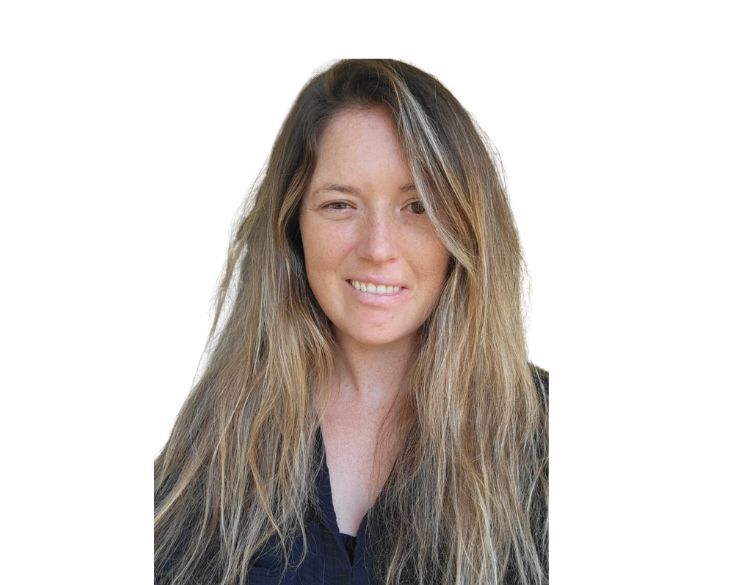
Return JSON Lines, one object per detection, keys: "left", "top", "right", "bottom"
{"left": 155, "top": 59, "right": 548, "bottom": 585}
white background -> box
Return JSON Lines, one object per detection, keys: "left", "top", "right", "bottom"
{"left": 1, "top": 1, "right": 733, "bottom": 583}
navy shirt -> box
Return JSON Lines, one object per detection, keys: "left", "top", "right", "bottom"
{"left": 248, "top": 427, "right": 376, "bottom": 584}
{"left": 162, "top": 367, "right": 547, "bottom": 584}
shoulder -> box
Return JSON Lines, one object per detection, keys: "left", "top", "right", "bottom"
{"left": 529, "top": 363, "right": 548, "bottom": 388}
{"left": 527, "top": 363, "right": 549, "bottom": 578}
{"left": 529, "top": 363, "right": 549, "bottom": 406}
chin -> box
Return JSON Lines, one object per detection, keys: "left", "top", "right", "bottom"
{"left": 338, "top": 327, "right": 416, "bottom": 349}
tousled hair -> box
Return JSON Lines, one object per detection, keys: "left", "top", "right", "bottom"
{"left": 155, "top": 58, "right": 548, "bottom": 585}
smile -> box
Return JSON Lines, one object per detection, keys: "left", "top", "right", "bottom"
{"left": 348, "top": 279, "right": 402, "bottom": 295}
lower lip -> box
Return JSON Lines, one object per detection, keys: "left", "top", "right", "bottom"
{"left": 345, "top": 280, "right": 407, "bottom": 306}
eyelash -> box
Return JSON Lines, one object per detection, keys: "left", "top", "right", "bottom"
{"left": 322, "top": 200, "right": 426, "bottom": 214}
{"left": 323, "top": 201, "right": 353, "bottom": 211}
{"left": 408, "top": 200, "right": 426, "bottom": 214}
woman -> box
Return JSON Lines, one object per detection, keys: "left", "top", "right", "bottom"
{"left": 155, "top": 59, "right": 548, "bottom": 585}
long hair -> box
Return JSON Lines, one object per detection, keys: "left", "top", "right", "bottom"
{"left": 154, "top": 59, "right": 548, "bottom": 585}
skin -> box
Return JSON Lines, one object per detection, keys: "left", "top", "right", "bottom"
{"left": 299, "top": 105, "right": 449, "bottom": 379}
{"left": 298, "top": 106, "right": 450, "bottom": 535}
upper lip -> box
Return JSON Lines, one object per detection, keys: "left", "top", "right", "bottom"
{"left": 347, "top": 276, "right": 407, "bottom": 288}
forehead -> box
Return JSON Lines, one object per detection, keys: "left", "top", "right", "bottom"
{"left": 320, "top": 105, "right": 397, "bottom": 139}
{"left": 310, "top": 106, "right": 412, "bottom": 189}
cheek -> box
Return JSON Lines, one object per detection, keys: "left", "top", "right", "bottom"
{"left": 300, "top": 216, "right": 324, "bottom": 271}
{"left": 302, "top": 228, "right": 345, "bottom": 280}
{"left": 421, "top": 239, "right": 451, "bottom": 283}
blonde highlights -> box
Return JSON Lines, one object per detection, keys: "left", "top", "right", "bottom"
{"left": 155, "top": 59, "right": 548, "bottom": 585}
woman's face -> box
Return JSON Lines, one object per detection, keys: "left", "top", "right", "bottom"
{"left": 299, "top": 106, "right": 450, "bottom": 349}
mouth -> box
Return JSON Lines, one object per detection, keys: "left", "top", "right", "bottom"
{"left": 346, "top": 279, "right": 405, "bottom": 296}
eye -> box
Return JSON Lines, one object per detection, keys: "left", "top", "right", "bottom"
{"left": 321, "top": 201, "right": 354, "bottom": 211}
{"left": 407, "top": 200, "right": 426, "bottom": 214}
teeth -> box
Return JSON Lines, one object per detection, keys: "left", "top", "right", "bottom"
{"left": 350, "top": 280, "right": 401, "bottom": 295}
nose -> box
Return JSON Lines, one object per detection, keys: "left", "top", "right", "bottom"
{"left": 356, "top": 208, "right": 399, "bottom": 263}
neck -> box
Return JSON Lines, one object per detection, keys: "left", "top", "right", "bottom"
{"left": 332, "top": 332, "right": 417, "bottom": 411}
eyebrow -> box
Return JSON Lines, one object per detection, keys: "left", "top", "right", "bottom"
{"left": 312, "top": 182, "right": 416, "bottom": 196}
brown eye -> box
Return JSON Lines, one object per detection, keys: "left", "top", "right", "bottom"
{"left": 323, "top": 201, "right": 353, "bottom": 210}
{"left": 408, "top": 200, "right": 426, "bottom": 214}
